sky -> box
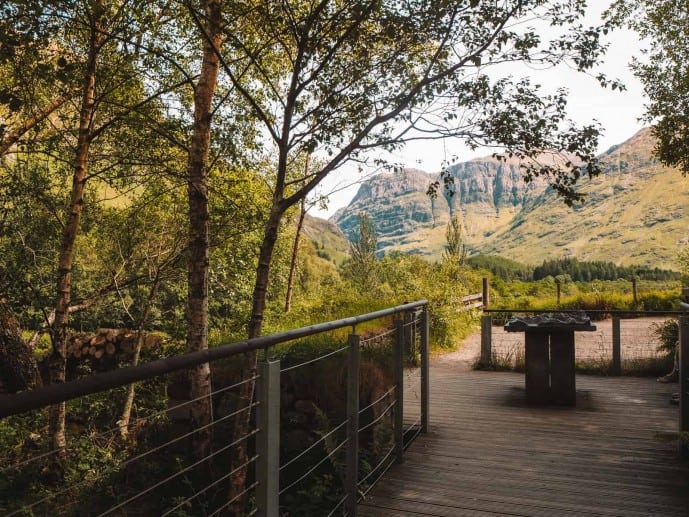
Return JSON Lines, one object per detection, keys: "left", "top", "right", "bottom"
{"left": 313, "top": 3, "right": 648, "bottom": 218}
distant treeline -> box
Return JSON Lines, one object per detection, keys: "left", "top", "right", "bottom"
{"left": 467, "top": 255, "right": 680, "bottom": 282}
{"left": 467, "top": 255, "right": 532, "bottom": 281}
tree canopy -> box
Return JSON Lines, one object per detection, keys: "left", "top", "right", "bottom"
{"left": 607, "top": 0, "right": 689, "bottom": 173}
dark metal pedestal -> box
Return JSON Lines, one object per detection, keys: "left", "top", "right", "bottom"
{"left": 524, "top": 329, "right": 576, "bottom": 405}
{"left": 505, "top": 317, "right": 596, "bottom": 406}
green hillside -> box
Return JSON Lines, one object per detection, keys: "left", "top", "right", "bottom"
{"left": 479, "top": 128, "right": 688, "bottom": 269}
{"left": 302, "top": 214, "right": 350, "bottom": 265}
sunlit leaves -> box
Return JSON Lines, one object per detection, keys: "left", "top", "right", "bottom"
{"left": 607, "top": 0, "right": 689, "bottom": 175}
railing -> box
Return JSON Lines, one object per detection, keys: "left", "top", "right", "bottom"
{"left": 480, "top": 308, "right": 689, "bottom": 459}
{"left": 0, "top": 300, "right": 429, "bottom": 516}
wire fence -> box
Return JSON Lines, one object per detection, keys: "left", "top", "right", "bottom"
{"left": 484, "top": 311, "right": 676, "bottom": 374}
{"left": 0, "top": 301, "right": 429, "bottom": 516}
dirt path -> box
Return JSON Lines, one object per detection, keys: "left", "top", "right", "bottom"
{"left": 432, "top": 332, "right": 480, "bottom": 371}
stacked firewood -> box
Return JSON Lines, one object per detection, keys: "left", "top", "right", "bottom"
{"left": 67, "top": 329, "right": 165, "bottom": 363}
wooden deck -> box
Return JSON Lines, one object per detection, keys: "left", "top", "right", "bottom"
{"left": 359, "top": 366, "right": 689, "bottom": 516}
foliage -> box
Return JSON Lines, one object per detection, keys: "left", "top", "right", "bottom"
{"left": 467, "top": 254, "right": 534, "bottom": 281}
{"left": 0, "top": 0, "right": 643, "bottom": 512}
{"left": 442, "top": 215, "right": 467, "bottom": 277}
{"left": 678, "top": 247, "right": 689, "bottom": 285}
{"left": 607, "top": 0, "right": 689, "bottom": 174}
{"left": 343, "top": 212, "right": 380, "bottom": 292}
{"left": 651, "top": 319, "right": 679, "bottom": 357}
{"left": 468, "top": 255, "right": 679, "bottom": 283}
{"left": 490, "top": 277, "right": 680, "bottom": 315}
{"left": 533, "top": 257, "right": 679, "bottom": 282}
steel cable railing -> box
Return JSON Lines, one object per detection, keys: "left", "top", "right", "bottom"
{"left": 483, "top": 309, "right": 677, "bottom": 372}
{"left": 279, "top": 419, "right": 348, "bottom": 473}
{"left": 357, "top": 443, "right": 396, "bottom": 490}
{"left": 1, "top": 300, "right": 430, "bottom": 517}
{"left": 358, "top": 385, "right": 395, "bottom": 416}
{"left": 279, "top": 344, "right": 349, "bottom": 373}
{"left": 160, "top": 454, "right": 259, "bottom": 517}
{"left": 357, "top": 399, "right": 395, "bottom": 435}
{"left": 208, "top": 481, "right": 260, "bottom": 517}
{"left": 279, "top": 437, "right": 348, "bottom": 496}
{"left": 6, "top": 397, "right": 259, "bottom": 516}
{"left": 0, "top": 374, "right": 259, "bottom": 475}
{"left": 98, "top": 427, "right": 260, "bottom": 516}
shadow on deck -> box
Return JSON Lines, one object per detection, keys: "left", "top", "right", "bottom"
{"left": 360, "top": 367, "right": 689, "bottom": 517}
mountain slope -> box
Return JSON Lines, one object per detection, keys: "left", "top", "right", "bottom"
{"left": 480, "top": 129, "right": 689, "bottom": 269}
{"left": 329, "top": 128, "right": 689, "bottom": 269}
{"left": 302, "top": 214, "right": 350, "bottom": 264}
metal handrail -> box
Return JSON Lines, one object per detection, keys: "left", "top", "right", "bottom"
{"left": 0, "top": 300, "right": 428, "bottom": 418}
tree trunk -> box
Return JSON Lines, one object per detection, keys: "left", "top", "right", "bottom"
{"left": 118, "top": 273, "right": 161, "bottom": 440}
{"left": 284, "top": 197, "right": 307, "bottom": 313}
{"left": 48, "top": 8, "right": 104, "bottom": 454}
{"left": 0, "top": 301, "right": 41, "bottom": 393}
{"left": 186, "top": 0, "right": 223, "bottom": 463}
{"left": 228, "top": 205, "right": 283, "bottom": 513}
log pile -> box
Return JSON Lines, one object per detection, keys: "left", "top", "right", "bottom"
{"left": 65, "top": 329, "right": 167, "bottom": 374}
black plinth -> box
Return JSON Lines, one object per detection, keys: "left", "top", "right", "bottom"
{"left": 505, "top": 315, "right": 596, "bottom": 406}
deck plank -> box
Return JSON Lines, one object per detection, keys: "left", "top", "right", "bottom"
{"left": 359, "top": 369, "right": 689, "bottom": 516}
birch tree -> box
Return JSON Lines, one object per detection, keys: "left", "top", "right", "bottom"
{"left": 209, "top": 0, "right": 613, "bottom": 506}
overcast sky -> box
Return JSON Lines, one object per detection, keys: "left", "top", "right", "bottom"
{"left": 313, "top": 3, "right": 647, "bottom": 218}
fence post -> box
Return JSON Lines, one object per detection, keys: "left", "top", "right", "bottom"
{"left": 256, "top": 360, "right": 280, "bottom": 517}
{"left": 680, "top": 315, "right": 689, "bottom": 460}
{"left": 482, "top": 277, "right": 490, "bottom": 309}
{"left": 480, "top": 315, "right": 492, "bottom": 367}
{"left": 345, "top": 333, "right": 360, "bottom": 516}
{"left": 612, "top": 316, "right": 621, "bottom": 376}
{"left": 421, "top": 306, "right": 430, "bottom": 433}
{"left": 394, "top": 316, "right": 405, "bottom": 464}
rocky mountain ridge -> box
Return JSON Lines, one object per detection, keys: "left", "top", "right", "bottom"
{"left": 327, "top": 128, "right": 689, "bottom": 269}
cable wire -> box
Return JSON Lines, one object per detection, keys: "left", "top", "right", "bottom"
{"left": 1, "top": 375, "right": 259, "bottom": 475}
{"left": 358, "top": 399, "right": 395, "bottom": 434}
{"left": 160, "top": 455, "right": 259, "bottom": 517}
{"left": 99, "top": 428, "right": 259, "bottom": 516}
{"left": 279, "top": 438, "right": 348, "bottom": 495}
{"left": 326, "top": 495, "right": 347, "bottom": 517}
{"left": 358, "top": 386, "right": 395, "bottom": 415}
{"left": 357, "top": 444, "right": 395, "bottom": 488}
{"left": 208, "top": 481, "right": 259, "bottom": 517}
{"left": 280, "top": 345, "right": 348, "bottom": 373}
{"left": 280, "top": 420, "right": 347, "bottom": 472}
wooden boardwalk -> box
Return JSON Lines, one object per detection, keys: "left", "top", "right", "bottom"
{"left": 360, "top": 366, "right": 689, "bottom": 516}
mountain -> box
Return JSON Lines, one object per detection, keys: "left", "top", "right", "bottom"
{"left": 331, "top": 168, "right": 450, "bottom": 255}
{"left": 328, "top": 128, "right": 689, "bottom": 270}
{"left": 302, "top": 214, "right": 350, "bottom": 265}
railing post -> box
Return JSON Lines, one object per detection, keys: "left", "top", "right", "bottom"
{"left": 480, "top": 315, "right": 492, "bottom": 367}
{"left": 482, "top": 277, "right": 490, "bottom": 309}
{"left": 421, "top": 306, "right": 430, "bottom": 433}
{"left": 256, "top": 359, "right": 280, "bottom": 517}
{"left": 403, "top": 312, "right": 414, "bottom": 364}
{"left": 612, "top": 316, "right": 621, "bottom": 375}
{"left": 345, "top": 333, "right": 360, "bottom": 516}
{"left": 680, "top": 315, "right": 689, "bottom": 459}
{"left": 394, "top": 316, "right": 405, "bottom": 464}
